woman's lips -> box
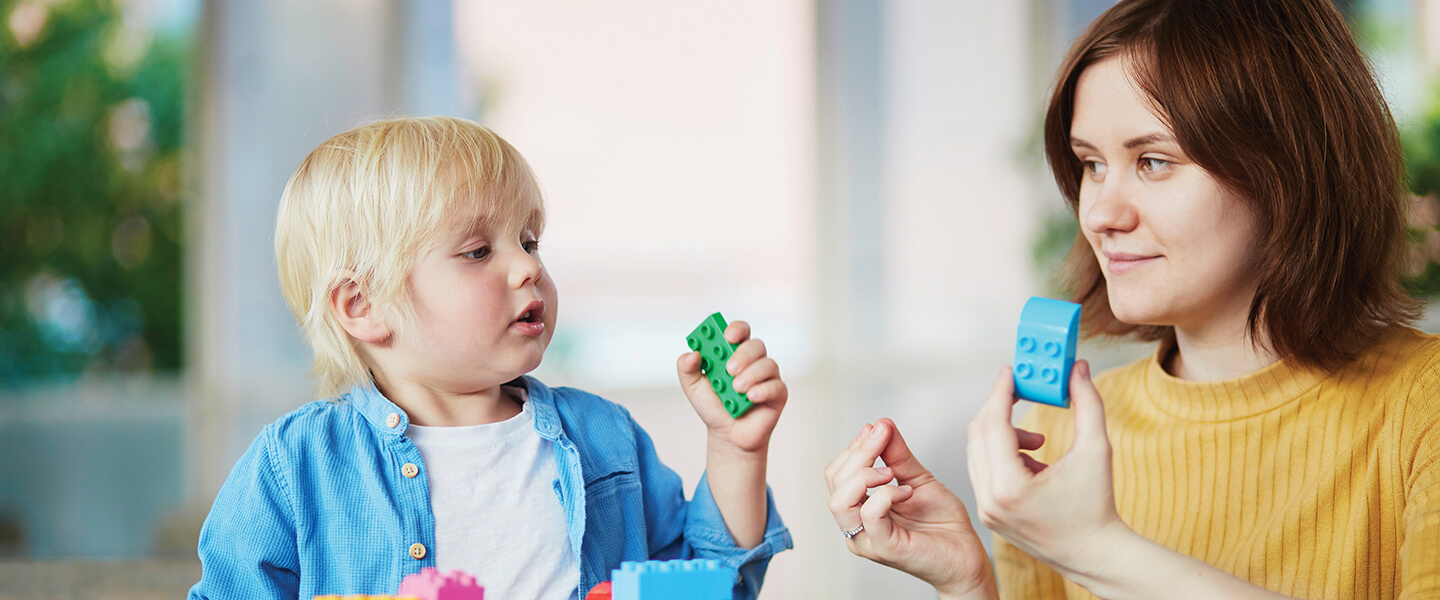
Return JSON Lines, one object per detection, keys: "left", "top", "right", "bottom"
{"left": 1104, "top": 253, "right": 1160, "bottom": 274}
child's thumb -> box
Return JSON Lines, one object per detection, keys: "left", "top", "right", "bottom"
{"left": 675, "top": 351, "right": 707, "bottom": 387}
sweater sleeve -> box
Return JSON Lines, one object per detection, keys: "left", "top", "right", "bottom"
{"left": 1400, "top": 349, "right": 1440, "bottom": 599}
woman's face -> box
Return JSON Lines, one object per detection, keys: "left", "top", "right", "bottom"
{"left": 1069, "top": 57, "right": 1262, "bottom": 333}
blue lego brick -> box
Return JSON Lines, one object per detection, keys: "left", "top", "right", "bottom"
{"left": 1013, "top": 296, "right": 1081, "bottom": 408}
{"left": 611, "top": 559, "right": 732, "bottom": 600}
{"left": 685, "top": 312, "right": 752, "bottom": 419}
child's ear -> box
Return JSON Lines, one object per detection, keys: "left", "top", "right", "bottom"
{"left": 329, "top": 279, "right": 392, "bottom": 344}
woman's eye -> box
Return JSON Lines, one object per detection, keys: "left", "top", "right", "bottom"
{"left": 1140, "top": 157, "right": 1173, "bottom": 173}
{"left": 522, "top": 240, "right": 540, "bottom": 254}
{"left": 1084, "top": 160, "right": 1107, "bottom": 176}
{"left": 463, "top": 246, "right": 491, "bottom": 260}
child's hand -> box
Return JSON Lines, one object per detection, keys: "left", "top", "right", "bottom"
{"left": 676, "top": 320, "right": 787, "bottom": 454}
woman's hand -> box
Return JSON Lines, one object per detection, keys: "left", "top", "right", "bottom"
{"left": 966, "top": 359, "right": 1130, "bottom": 577}
{"left": 825, "top": 418, "right": 998, "bottom": 600}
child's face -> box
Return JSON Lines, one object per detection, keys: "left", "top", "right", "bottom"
{"left": 387, "top": 206, "right": 557, "bottom": 393}
{"left": 1069, "top": 57, "right": 1262, "bottom": 332}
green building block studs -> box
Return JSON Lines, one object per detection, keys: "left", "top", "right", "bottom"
{"left": 685, "top": 312, "right": 752, "bottom": 419}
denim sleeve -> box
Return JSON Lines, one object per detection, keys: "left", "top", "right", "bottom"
{"left": 683, "top": 473, "right": 793, "bottom": 600}
{"left": 630, "top": 416, "right": 793, "bottom": 600}
{"left": 188, "top": 426, "right": 301, "bottom": 599}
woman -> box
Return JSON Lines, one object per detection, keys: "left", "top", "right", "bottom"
{"left": 824, "top": 1, "right": 1440, "bottom": 598}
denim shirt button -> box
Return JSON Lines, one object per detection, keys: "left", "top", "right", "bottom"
{"left": 402, "top": 463, "right": 419, "bottom": 478}
{"left": 386, "top": 412, "right": 401, "bottom": 428}
{"left": 408, "top": 543, "right": 426, "bottom": 560}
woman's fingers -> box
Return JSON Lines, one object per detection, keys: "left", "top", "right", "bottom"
{"left": 829, "top": 466, "right": 898, "bottom": 529}
{"left": 976, "top": 368, "right": 1029, "bottom": 496}
{"left": 825, "top": 423, "right": 876, "bottom": 493}
{"left": 1016, "top": 427, "right": 1046, "bottom": 451}
{"left": 829, "top": 466, "right": 892, "bottom": 512}
{"left": 873, "top": 418, "right": 935, "bottom": 487}
{"left": 1020, "top": 452, "right": 1049, "bottom": 474}
{"left": 856, "top": 483, "right": 916, "bottom": 544}
{"left": 1068, "top": 360, "right": 1110, "bottom": 453}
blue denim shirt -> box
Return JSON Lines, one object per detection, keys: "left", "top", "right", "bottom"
{"left": 188, "top": 376, "right": 792, "bottom": 599}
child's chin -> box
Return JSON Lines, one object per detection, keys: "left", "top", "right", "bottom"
{"left": 519, "top": 346, "right": 548, "bottom": 373}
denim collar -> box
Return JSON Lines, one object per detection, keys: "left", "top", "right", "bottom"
{"left": 344, "top": 376, "right": 563, "bottom": 440}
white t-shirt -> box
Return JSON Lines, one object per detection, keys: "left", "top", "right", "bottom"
{"left": 404, "top": 387, "right": 579, "bottom": 600}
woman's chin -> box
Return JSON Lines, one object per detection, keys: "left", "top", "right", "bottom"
{"left": 1108, "top": 301, "right": 1170, "bottom": 327}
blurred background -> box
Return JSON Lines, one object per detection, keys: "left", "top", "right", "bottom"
{"left": 2, "top": 0, "right": 1440, "bottom": 598}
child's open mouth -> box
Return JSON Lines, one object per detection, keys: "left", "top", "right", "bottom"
{"left": 512, "top": 300, "right": 546, "bottom": 336}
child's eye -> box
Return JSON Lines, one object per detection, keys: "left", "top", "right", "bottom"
{"left": 522, "top": 240, "right": 540, "bottom": 254}
{"left": 463, "top": 246, "right": 491, "bottom": 260}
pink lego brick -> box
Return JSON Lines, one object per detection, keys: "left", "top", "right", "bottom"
{"left": 397, "top": 567, "right": 485, "bottom": 600}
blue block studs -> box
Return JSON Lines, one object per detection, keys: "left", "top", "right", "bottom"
{"left": 1013, "top": 296, "right": 1081, "bottom": 408}
{"left": 611, "top": 559, "right": 732, "bottom": 600}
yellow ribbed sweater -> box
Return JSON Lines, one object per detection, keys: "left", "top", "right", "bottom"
{"left": 995, "top": 326, "right": 1440, "bottom": 600}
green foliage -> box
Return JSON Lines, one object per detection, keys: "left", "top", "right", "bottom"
{"left": 0, "top": 0, "right": 188, "bottom": 385}
{"left": 1402, "top": 98, "right": 1440, "bottom": 297}
{"left": 1031, "top": 208, "right": 1078, "bottom": 298}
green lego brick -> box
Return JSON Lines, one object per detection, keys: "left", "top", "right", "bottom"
{"left": 685, "top": 312, "right": 752, "bottom": 419}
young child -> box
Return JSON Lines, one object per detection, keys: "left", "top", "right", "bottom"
{"left": 187, "top": 117, "right": 792, "bottom": 600}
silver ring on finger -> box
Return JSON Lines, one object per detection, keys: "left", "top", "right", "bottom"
{"left": 841, "top": 523, "right": 865, "bottom": 539}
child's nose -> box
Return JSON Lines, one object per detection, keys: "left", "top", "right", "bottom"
{"left": 508, "top": 248, "right": 544, "bottom": 288}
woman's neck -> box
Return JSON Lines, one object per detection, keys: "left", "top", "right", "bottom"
{"left": 1166, "top": 306, "right": 1280, "bottom": 382}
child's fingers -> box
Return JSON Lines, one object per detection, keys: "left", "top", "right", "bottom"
{"left": 740, "top": 379, "right": 787, "bottom": 404}
{"left": 724, "top": 320, "right": 752, "bottom": 345}
{"left": 727, "top": 338, "right": 768, "bottom": 376}
{"left": 732, "top": 356, "right": 779, "bottom": 393}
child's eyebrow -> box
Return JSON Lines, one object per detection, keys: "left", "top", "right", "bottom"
{"left": 450, "top": 208, "right": 543, "bottom": 245}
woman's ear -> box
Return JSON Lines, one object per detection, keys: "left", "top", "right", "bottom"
{"left": 329, "top": 279, "right": 392, "bottom": 344}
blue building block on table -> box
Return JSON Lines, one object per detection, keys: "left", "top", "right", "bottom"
{"left": 1013, "top": 296, "right": 1081, "bottom": 408}
{"left": 611, "top": 559, "right": 731, "bottom": 600}
{"left": 686, "top": 312, "right": 752, "bottom": 419}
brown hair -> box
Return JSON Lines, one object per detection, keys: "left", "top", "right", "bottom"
{"left": 1045, "top": 0, "right": 1421, "bottom": 371}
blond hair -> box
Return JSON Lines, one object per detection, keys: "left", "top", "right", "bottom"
{"left": 275, "top": 116, "right": 544, "bottom": 398}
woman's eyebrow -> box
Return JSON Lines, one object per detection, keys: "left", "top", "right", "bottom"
{"left": 1070, "top": 133, "right": 1177, "bottom": 151}
{"left": 1123, "top": 132, "right": 1176, "bottom": 149}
